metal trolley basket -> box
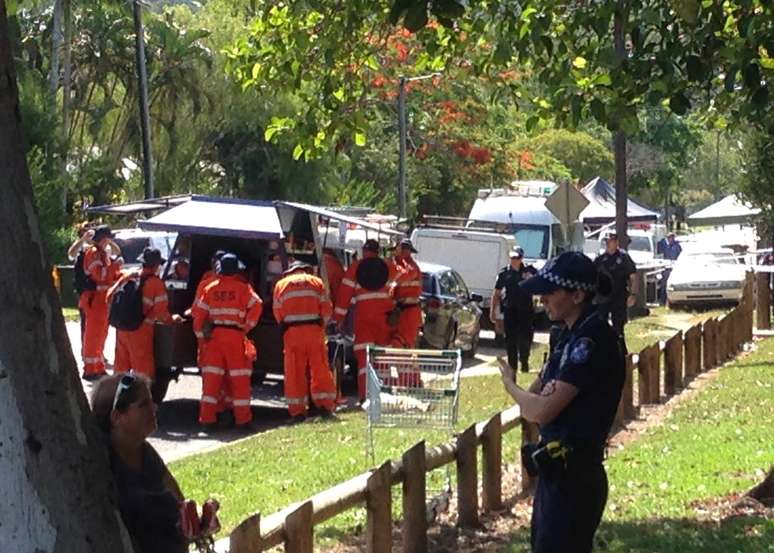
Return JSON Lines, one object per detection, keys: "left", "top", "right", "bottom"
{"left": 365, "top": 346, "right": 462, "bottom": 464}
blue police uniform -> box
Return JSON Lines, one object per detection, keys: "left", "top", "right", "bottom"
{"left": 594, "top": 249, "right": 636, "bottom": 338}
{"left": 495, "top": 262, "right": 538, "bottom": 372}
{"left": 519, "top": 252, "right": 625, "bottom": 553}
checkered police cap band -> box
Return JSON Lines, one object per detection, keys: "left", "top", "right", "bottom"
{"left": 536, "top": 266, "right": 596, "bottom": 291}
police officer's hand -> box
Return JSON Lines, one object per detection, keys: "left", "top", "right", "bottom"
{"left": 171, "top": 313, "right": 185, "bottom": 324}
{"left": 498, "top": 357, "right": 516, "bottom": 384}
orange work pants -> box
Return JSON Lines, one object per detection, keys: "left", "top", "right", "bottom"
{"left": 198, "top": 328, "right": 252, "bottom": 425}
{"left": 391, "top": 305, "right": 423, "bottom": 348}
{"left": 79, "top": 290, "right": 109, "bottom": 375}
{"left": 283, "top": 325, "right": 336, "bottom": 416}
{"left": 114, "top": 323, "right": 155, "bottom": 379}
{"left": 197, "top": 338, "right": 233, "bottom": 414}
{"left": 353, "top": 316, "right": 392, "bottom": 400}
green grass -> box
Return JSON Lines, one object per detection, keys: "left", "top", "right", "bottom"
{"left": 171, "top": 373, "right": 521, "bottom": 541}
{"left": 625, "top": 306, "right": 726, "bottom": 354}
{"left": 505, "top": 337, "right": 774, "bottom": 552}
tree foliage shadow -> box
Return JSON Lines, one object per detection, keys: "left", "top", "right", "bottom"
{"left": 504, "top": 516, "right": 773, "bottom": 552}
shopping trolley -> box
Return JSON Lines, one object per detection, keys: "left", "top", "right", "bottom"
{"left": 365, "top": 346, "right": 462, "bottom": 464}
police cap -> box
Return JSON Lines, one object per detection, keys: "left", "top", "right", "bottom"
{"left": 137, "top": 247, "right": 165, "bottom": 266}
{"left": 519, "top": 251, "right": 597, "bottom": 295}
{"left": 217, "top": 253, "right": 245, "bottom": 276}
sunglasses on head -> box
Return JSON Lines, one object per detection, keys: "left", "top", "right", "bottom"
{"left": 112, "top": 372, "right": 137, "bottom": 412}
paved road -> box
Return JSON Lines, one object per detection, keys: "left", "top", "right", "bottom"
{"left": 67, "top": 322, "right": 544, "bottom": 462}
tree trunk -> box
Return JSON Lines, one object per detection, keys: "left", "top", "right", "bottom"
{"left": 613, "top": 0, "right": 629, "bottom": 242}
{"left": 0, "top": 3, "right": 133, "bottom": 551}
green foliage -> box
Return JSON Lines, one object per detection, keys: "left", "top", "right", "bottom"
{"left": 739, "top": 129, "right": 774, "bottom": 242}
{"left": 529, "top": 129, "right": 614, "bottom": 185}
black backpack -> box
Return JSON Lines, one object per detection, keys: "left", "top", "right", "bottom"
{"left": 109, "top": 277, "right": 148, "bottom": 331}
{"left": 73, "top": 250, "right": 97, "bottom": 295}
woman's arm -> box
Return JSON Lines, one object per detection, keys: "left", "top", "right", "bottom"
{"left": 499, "top": 359, "right": 578, "bottom": 425}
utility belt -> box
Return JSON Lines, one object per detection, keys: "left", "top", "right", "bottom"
{"left": 280, "top": 318, "right": 322, "bottom": 333}
{"left": 396, "top": 300, "right": 421, "bottom": 310}
{"left": 521, "top": 440, "right": 604, "bottom": 478}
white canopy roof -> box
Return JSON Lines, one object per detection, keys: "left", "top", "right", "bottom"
{"left": 688, "top": 194, "right": 761, "bottom": 226}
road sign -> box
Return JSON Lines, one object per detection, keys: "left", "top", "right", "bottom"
{"left": 544, "top": 182, "right": 589, "bottom": 228}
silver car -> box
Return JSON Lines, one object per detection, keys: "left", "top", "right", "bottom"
{"left": 418, "top": 261, "right": 483, "bottom": 357}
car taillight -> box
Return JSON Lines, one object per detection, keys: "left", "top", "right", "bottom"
{"left": 428, "top": 297, "right": 441, "bottom": 310}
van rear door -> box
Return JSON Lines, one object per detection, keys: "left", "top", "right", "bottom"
{"left": 412, "top": 231, "right": 505, "bottom": 307}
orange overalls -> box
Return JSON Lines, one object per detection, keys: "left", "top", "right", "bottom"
{"left": 389, "top": 256, "right": 423, "bottom": 348}
{"left": 192, "top": 276, "right": 263, "bottom": 425}
{"left": 194, "top": 269, "right": 233, "bottom": 411}
{"left": 323, "top": 252, "right": 345, "bottom": 300}
{"left": 273, "top": 272, "right": 336, "bottom": 416}
{"left": 334, "top": 257, "right": 395, "bottom": 399}
{"left": 79, "top": 246, "right": 119, "bottom": 376}
{"left": 108, "top": 269, "right": 172, "bottom": 380}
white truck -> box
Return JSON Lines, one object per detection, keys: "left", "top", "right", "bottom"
{"left": 467, "top": 181, "right": 585, "bottom": 267}
{"left": 410, "top": 225, "right": 518, "bottom": 312}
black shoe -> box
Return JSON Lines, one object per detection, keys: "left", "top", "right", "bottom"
{"left": 197, "top": 423, "right": 217, "bottom": 437}
{"left": 82, "top": 372, "right": 106, "bottom": 382}
{"left": 319, "top": 410, "right": 337, "bottom": 421}
{"left": 234, "top": 420, "right": 258, "bottom": 434}
{"left": 288, "top": 414, "right": 307, "bottom": 425}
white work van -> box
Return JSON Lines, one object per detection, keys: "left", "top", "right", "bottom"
{"left": 468, "top": 181, "right": 585, "bottom": 266}
{"left": 410, "top": 226, "right": 518, "bottom": 310}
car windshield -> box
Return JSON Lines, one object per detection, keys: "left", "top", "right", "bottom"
{"left": 438, "top": 270, "right": 467, "bottom": 298}
{"left": 628, "top": 236, "right": 652, "bottom": 252}
{"left": 679, "top": 253, "right": 738, "bottom": 266}
{"left": 512, "top": 226, "right": 549, "bottom": 259}
{"left": 114, "top": 237, "right": 150, "bottom": 264}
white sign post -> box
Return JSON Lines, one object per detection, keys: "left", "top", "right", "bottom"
{"left": 544, "top": 182, "right": 589, "bottom": 247}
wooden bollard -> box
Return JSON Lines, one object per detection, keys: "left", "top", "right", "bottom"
{"left": 481, "top": 413, "right": 503, "bottom": 512}
{"left": 684, "top": 325, "right": 701, "bottom": 383}
{"left": 701, "top": 318, "right": 717, "bottom": 371}
{"left": 229, "top": 512, "right": 262, "bottom": 553}
{"left": 402, "top": 441, "right": 427, "bottom": 553}
{"left": 456, "top": 424, "right": 479, "bottom": 527}
{"left": 623, "top": 354, "right": 636, "bottom": 420}
{"left": 650, "top": 344, "right": 662, "bottom": 402}
{"left": 366, "top": 462, "right": 392, "bottom": 553}
{"left": 757, "top": 272, "right": 772, "bottom": 330}
{"left": 284, "top": 501, "right": 313, "bottom": 553}
{"left": 520, "top": 418, "right": 540, "bottom": 496}
{"left": 716, "top": 315, "right": 727, "bottom": 364}
{"left": 637, "top": 347, "right": 651, "bottom": 406}
{"left": 663, "top": 332, "right": 683, "bottom": 396}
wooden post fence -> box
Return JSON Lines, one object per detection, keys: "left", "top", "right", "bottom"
{"left": 222, "top": 304, "right": 756, "bottom": 553}
{"left": 683, "top": 325, "right": 701, "bottom": 384}
{"left": 366, "top": 462, "right": 392, "bottom": 553}
{"left": 456, "top": 425, "right": 479, "bottom": 527}
{"left": 402, "top": 441, "right": 427, "bottom": 553}
{"left": 757, "top": 271, "right": 772, "bottom": 330}
{"left": 663, "top": 331, "right": 683, "bottom": 396}
{"left": 481, "top": 414, "right": 503, "bottom": 512}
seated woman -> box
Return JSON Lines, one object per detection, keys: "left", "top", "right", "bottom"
{"left": 91, "top": 373, "right": 187, "bottom": 553}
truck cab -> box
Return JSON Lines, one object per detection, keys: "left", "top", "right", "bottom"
{"left": 467, "top": 181, "right": 585, "bottom": 267}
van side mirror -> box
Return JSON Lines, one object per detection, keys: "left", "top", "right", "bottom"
{"left": 469, "top": 293, "right": 484, "bottom": 303}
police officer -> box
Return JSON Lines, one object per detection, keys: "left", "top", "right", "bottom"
{"left": 499, "top": 251, "right": 624, "bottom": 553}
{"left": 491, "top": 247, "right": 538, "bottom": 375}
{"left": 594, "top": 233, "right": 637, "bottom": 339}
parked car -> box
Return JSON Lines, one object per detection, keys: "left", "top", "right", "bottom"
{"left": 666, "top": 249, "right": 746, "bottom": 308}
{"left": 418, "top": 261, "right": 483, "bottom": 357}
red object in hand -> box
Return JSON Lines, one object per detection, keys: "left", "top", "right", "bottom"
{"left": 200, "top": 498, "right": 221, "bottom": 536}
{"left": 180, "top": 499, "right": 201, "bottom": 540}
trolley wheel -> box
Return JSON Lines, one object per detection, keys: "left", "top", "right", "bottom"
{"left": 462, "top": 332, "right": 479, "bottom": 359}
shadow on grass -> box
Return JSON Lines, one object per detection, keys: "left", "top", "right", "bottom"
{"left": 504, "top": 516, "right": 773, "bottom": 552}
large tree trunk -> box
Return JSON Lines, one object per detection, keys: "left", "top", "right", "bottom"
{"left": 0, "top": 3, "right": 133, "bottom": 551}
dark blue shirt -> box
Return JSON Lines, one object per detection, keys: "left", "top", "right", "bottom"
{"left": 594, "top": 249, "right": 636, "bottom": 302}
{"left": 658, "top": 238, "right": 682, "bottom": 260}
{"left": 538, "top": 307, "right": 625, "bottom": 450}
